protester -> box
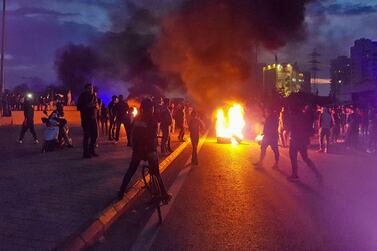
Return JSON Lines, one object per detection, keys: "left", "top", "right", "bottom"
{"left": 169, "top": 102, "right": 175, "bottom": 133}
{"left": 254, "top": 107, "right": 280, "bottom": 168}
{"left": 18, "top": 95, "right": 39, "bottom": 144}
{"left": 278, "top": 106, "right": 290, "bottom": 148}
{"left": 188, "top": 110, "right": 205, "bottom": 165}
{"left": 54, "top": 103, "right": 73, "bottom": 148}
{"left": 108, "top": 95, "right": 117, "bottom": 140}
{"left": 96, "top": 97, "right": 102, "bottom": 134}
{"left": 42, "top": 103, "right": 73, "bottom": 151}
{"left": 114, "top": 95, "right": 132, "bottom": 146}
{"left": 118, "top": 98, "right": 172, "bottom": 203}
{"left": 318, "top": 107, "right": 332, "bottom": 153}
{"left": 288, "top": 105, "right": 316, "bottom": 180}
{"left": 77, "top": 83, "right": 99, "bottom": 158}
{"left": 174, "top": 104, "right": 186, "bottom": 142}
{"left": 367, "top": 108, "right": 377, "bottom": 153}
{"left": 345, "top": 106, "right": 360, "bottom": 149}
{"left": 331, "top": 108, "right": 341, "bottom": 144}
{"left": 160, "top": 98, "right": 173, "bottom": 155}
{"left": 100, "top": 101, "right": 109, "bottom": 136}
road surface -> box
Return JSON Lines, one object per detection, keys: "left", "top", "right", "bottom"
{"left": 92, "top": 137, "right": 377, "bottom": 251}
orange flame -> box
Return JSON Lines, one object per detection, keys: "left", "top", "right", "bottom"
{"left": 216, "top": 104, "right": 246, "bottom": 145}
{"left": 132, "top": 107, "right": 138, "bottom": 117}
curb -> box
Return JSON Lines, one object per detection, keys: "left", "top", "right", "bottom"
{"left": 60, "top": 140, "right": 190, "bottom": 251}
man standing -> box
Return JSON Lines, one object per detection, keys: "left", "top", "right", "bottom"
{"left": 108, "top": 95, "right": 117, "bottom": 140}
{"left": 19, "top": 94, "right": 38, "bottom": 144}
{"left": 288, "top": 105, "right": 316, "bottom": 180}
{"left": 77, "top": 83, "right": 98, "bottom": 158}
{"left": 188, "top": 110, "right": 205, "bottom": 165}
{"left": 318, "top": 107, "right": 333, "bottom": 153}
{"left": 254, "top": 107, "right": 280, "bottom": 168}
{"left": 114, "top": 95, "right": 132, "bottom": 146}
{"left": 345, "top": 106, "right": 360, "bottom": 149}
{"left": 174, "top": 104, "right": 185, "bottom": 142}
{"left": 118, "top": 98, "right": 171, "bottom": 203}
{"left": 160, "top": 98, "right": 173, "bottom": 155}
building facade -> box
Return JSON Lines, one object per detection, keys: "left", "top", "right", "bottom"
{"left": 331, "top": 38, "right": 377, "bottom": 103}
{"left": 330, "top": 56, "right": 351, "bottom": 99}
{"left": 262, "top": 63, "right": 307, "bottom": 97}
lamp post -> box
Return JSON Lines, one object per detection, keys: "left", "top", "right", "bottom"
{"left": 0, "top": 0, "right": 6, "bottom": 94}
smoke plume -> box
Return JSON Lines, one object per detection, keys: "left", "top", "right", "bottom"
{"left": 123, "top": 0, "right": 311, "bottom": 105}
{"left": 57, "top": 0, "right": 313, "bottom": 105}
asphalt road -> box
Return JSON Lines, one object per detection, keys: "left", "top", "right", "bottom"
{"left": 92, "top": 137, "right": 377, "bottom": 251}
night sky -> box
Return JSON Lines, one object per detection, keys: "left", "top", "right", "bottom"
{"left": 3, "top": 0, "right": 377, "bottom": 96}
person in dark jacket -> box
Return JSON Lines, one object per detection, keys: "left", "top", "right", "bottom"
{"left": 19, "top": 95, "right": 38, "bottom": 144}
{"left": 100, "top": 102, "right": 109, "bottom": 136}
{"left": 345, "top": 106, "right": 360, "bottom": 149}
{"left": 288, "top": 105, "right": 317, "bottom": 180}
{"left": 77, "top": 83, "right": 98, "bottom": 158}
{"left": 174, "top": 104, "right": 185, "bottom": 142}
{"left": 114, "top": 95, "right": 132, "bottom": 146}
{"left": 189, "top": 110, "right": 205, "bottom": 165}
{"left": 108, "top": 95, "right": 117, "bottom": 140}
{"left": 160, "top": 98, "right": 173, "bottom": 155}
{"left": 254, "top": 107, "right": 279, "bottom": 168}
{"left": 118, "top": 98, "right": 172, "bottom": 204}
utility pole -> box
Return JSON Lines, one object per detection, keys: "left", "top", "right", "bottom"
{"left": 310, "top": 49, "right": 320, "bottom": 95}
{"left": 0, "top": 0, "right": 6, "bottom": 94}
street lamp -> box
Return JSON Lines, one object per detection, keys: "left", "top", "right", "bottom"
{"left": 0, "top": 0, "right": 6, "bottom": 94}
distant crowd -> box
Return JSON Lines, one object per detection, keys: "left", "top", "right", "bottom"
{"left": 277, "top": 105, "right": 377, "bottom": 154}
{"left": 256, "top": 102, "right": 377, "bottom": 180}
{"left": 75, "top": 83, "right": 204, "bottom": 203}
{"left": 0, "top": 89, "right": 74, "bottom": 116}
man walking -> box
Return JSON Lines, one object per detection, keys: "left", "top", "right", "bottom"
{"left": 288, "top": 105, "right": 316, "bottom": 180}
{"left": 254, "top": 107, "right": 280, "bottom": 168}
{"left": 77, "top": 83, "right": 99, "bottom": 158}
{"left": 115, "top": 95, "right": 132, "bottom": 146}
{"left": 19, "top": 94, "right": 38, "bottom": 144}
{"left": 118, "top": 98, "right": 172, "bottom": 203}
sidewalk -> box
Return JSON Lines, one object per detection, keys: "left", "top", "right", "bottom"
{"left": 0, "top": 125, "right": 184, "bottom": 250}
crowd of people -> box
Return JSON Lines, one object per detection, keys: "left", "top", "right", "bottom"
{"left": 255, "top": 102, "right": 377, "bottom": 180}
{"left": 75, "top": 83, "right": 205, "bottom": 203}
{"left": 0, "top": 89, "right": 74, "bottom": 116}
{"left": 12, "top": 82, "right": 206, "bottom": 205}
{"left": 277, "top": 104, "right": 377, "bottom": 153}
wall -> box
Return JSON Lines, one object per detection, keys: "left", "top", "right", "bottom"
{"left": 0, "top": 106, "right": 81, "bottom": 126}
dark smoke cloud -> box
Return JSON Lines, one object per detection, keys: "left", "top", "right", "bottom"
{"left": 149, "top": 0, "right": 313, "bottom": 106}
{"left": 56, "top": 0, "right": 313, "bottom": 103}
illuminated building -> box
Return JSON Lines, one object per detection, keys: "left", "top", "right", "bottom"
{"left": 262, "top": 63, "right": 307, "bottom": 97}
{"left": 332, "top": 39, "right": 377, "bottom": 103}
{"left": 330, "top": 56, "right": 351, "bottom": 98}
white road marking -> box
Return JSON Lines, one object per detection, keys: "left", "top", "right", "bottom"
{"left": 130, "top": 134, "right": 208, "bottom": 251}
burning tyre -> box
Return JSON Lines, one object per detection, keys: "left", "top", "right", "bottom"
{"left": 216, "top": 104, "right": 246, "bottom": 145}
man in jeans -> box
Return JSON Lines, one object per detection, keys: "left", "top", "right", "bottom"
{"left": 114, "top": 95, "right": 132, "bottom": 146}
{"left": 254, "top": 107, "right": 280, "bottom": 168}
{"left": 118, "top": 98, "right": 172, "bottom": 204}
{"left": 318, "top": 107, "right": 333, "bottom": 153}
{"left": 288, "top": 105, "right": 318, "bottom": 180}
{"left": 77, "top": 83, "right": 98, "bottom": 158}
{"left": 108, "top": 95, "right": 117, "bottom": 140}
{"left": 160, "top": 98, "right": 173, "bottom": 155}
{"left": 19, "top": 95, "right": 39, "bottom": 144}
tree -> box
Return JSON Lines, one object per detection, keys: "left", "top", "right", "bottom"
{"left": 54, "top": 44, "right": 101, "bottom": 96}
